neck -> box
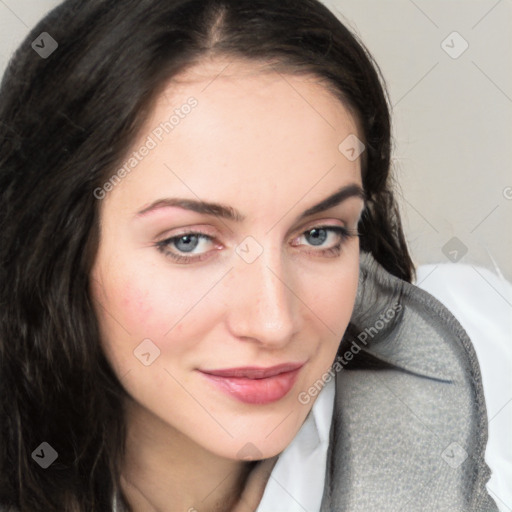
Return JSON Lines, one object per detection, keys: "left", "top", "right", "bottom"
{"left": 119, "top": 398, "right": 275, "bottom": 512}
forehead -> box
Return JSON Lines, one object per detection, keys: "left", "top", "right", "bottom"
{"left": 153, "top": 57, "right": 359, "bottom": 134}
{"left": 102, "top": 58, "right": 363, "bottom": 212}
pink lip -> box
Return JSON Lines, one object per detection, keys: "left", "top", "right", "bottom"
{"left": 198, "top": 362, "right": 305, "bottom": 404}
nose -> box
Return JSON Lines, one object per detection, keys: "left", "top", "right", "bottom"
{"left": 225, "top": 241, "right": 300, "bottom": 349}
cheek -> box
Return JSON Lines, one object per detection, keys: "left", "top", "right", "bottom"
{"left": 115, "top": 277, "right": 193, "bottom": 345}
{"left": 306, "top": 256, "right": 360, "bottom": 332}
{"left": 94, "top": 265, "right": 223, "bottom": 360}
{"left": 299, "top": 253, "right": 360, "bottom": 377}
{"left": 119, "top": 281, "right": 160, "bottom": 332}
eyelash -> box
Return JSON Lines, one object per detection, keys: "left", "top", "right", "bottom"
{"left": 155, "top": 225, "right": 360, "bottom": 264}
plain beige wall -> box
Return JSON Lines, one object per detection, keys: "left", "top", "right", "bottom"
{"left": 323, "top": 0, "right": 512, "bottom": 283}
{"left": 1, "top": 0, "right": 511, "bottom": 280}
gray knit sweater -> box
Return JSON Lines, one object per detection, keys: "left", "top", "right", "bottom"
{"left": 317, "top": 251, "right": 498, "bottom": 511}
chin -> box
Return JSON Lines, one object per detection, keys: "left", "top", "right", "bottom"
{"left": 201, "top": 405, "right": 312, "bottom": 462}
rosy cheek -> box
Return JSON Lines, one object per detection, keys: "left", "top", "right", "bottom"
{"left": 119, "top": 282, "right": 159, "bottom": 334}
{"left": 118, "top": 279, "right": 190, "bottom": 343}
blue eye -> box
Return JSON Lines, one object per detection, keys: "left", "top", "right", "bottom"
{"left": 303, "top": 226, "right": 343, "bottom": 246}
{"left": 156, "top": 232, "right": 213, "bottom": 262}
{"left": 171, "top": 233, "right": 204, "bottom": 253}
{"left": 295, "top": 226, "right": 359, "bottom": 257}
{"left": 155, "top": 225, "right": 359, "bottom": 264}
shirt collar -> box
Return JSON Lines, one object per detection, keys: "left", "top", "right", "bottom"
{"left": 255, "top": 376, "right": 336, "bottom": 512}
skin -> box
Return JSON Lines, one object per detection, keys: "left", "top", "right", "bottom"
{"left": 90, "top": 57, "right": 365, "bottom": 512}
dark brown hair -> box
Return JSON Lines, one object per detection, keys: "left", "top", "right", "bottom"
{"left": 0, "top": 0, "right": 414, "bottom": 510}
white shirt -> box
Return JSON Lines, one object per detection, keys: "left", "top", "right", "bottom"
{"left": 255, "top": 377, "right": 335, "bottom": 512}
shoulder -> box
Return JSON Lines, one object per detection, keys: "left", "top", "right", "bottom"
{"left": 320, "top": 251, "right": 499, "bottom": 511}
{"left": 415, "top": 261, "right": 512, "bottom": 512}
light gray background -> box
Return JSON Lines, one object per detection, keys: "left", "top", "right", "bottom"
{"left": 323, "top": 0, "right": 512, "bottom": 284}
{"left": 1, "top": 0, "right": 511, "bottom": 281}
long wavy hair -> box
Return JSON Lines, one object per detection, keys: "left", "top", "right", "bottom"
{"left": 0, "top": 0, "right": 415, "bottom": 510}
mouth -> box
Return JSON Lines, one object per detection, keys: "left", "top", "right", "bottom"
{"left": 198, "top": 362, "right": 306, "bottom": 404}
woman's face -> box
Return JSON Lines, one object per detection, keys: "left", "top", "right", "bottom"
{"left": 90, "top": 58, "right": 365, "bottom": 460}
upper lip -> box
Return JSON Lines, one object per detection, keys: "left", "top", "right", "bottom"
{"left": 199, "top": 362, "right": 305, "bottom": 379}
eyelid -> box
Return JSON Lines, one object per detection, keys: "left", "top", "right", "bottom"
{"left": 155, "top": 224, "right": 217, "bottom": 239}
{"left": 292, "top": 218, "right": 360, "bottom": 242}
{"left": 296, "top": 217, "right": 347, "bottom": 232}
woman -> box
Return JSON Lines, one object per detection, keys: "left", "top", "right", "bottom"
{"left": 0, "top": 0, "right": 498, "bottom": 510}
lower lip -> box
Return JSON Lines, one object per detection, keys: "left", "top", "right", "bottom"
{"left": 199, "top": 367, "right": 302, "bottom": 404}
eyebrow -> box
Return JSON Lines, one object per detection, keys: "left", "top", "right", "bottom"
{"left": 136, "top": 183, "right": 366, "bottom": 222}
